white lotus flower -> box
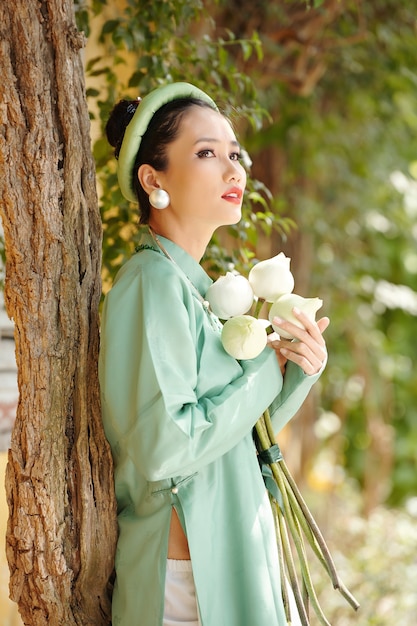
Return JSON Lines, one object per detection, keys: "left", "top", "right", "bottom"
{"left": 248, "top": 253, "right": 295, "bottom": 302}
{"left": 205, "top": 272, "right": 254, "bottom": 320}
{"left": 269, "top": 293, "right": 323, "bottom": 339}
{"left": 221, "top": 315, "right": 267, "bottom": 360}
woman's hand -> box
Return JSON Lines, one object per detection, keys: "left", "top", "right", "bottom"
{"left": 268, "top": 307, "right": 330, "bottom": 376}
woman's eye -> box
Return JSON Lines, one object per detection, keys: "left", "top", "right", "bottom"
{"left": 230, "top": 152, "right": 242, "bottom": 161}
{"left": 197, "top": 149, "right": 215, "bottom": 158}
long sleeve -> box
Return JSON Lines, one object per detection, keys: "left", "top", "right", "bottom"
{"left": 268, "top": 359, "right": 325, "bottom": 435}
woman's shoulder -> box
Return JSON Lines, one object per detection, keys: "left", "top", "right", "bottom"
{"left": 118, "top": 248, "right": 178, "bottom": 278}
{"left": 112, "top": 249, "right": 188, "bottom": 297}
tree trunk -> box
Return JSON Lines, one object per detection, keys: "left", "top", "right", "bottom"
{"left": 0, "top": 1, "right": 117, "bottom": 624}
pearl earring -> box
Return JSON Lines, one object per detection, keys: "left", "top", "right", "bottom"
{"left": 149, "top": 189, "right": 170, "bottom": 210}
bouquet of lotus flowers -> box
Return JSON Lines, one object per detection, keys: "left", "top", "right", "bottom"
{"left": 205, "top": 253, "right": 359, "bottom": 626}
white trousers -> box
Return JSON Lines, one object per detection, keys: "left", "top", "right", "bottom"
{"left": 163, "top": 559, "right": 202, "bottom": 626}
{"left": 163, "top": 560, "right": 301, "bottom": 626}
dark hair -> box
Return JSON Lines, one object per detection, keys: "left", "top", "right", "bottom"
{"left": 106, "top": 97, "right": 216, "bottom": 224}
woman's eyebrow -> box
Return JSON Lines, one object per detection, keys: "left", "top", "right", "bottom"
{"left": 194, "top": 137, "right": 241, "bottom": 147}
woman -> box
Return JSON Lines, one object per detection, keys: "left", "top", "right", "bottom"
{"left": 99, "top": 82, "right": 329, "bottom": 626}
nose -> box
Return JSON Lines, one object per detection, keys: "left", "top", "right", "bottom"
{"left": 224, "top": 159, "right": 244, "bottom": 184}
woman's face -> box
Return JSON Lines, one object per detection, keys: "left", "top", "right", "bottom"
{"left": 156, "top": 105, "right": 247, "bottom": 229}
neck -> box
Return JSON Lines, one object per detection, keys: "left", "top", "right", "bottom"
{"left": 148, "top": 217, "right": 212, "bottom": 262}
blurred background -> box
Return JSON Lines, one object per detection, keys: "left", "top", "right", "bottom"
{"left": 1, "top": 0, "right": 416, "bottom": 623}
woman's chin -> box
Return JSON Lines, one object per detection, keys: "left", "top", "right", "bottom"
{"left": 222, "top": 208, "right": 242, "bottom": 226}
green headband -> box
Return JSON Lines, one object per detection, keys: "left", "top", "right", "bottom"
{"left": 117, "top": 82, "right": 218, "bottom": 203}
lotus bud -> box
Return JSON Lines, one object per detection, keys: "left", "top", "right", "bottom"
{"left": 248, "top": 253, "right": 295, "bottom": 303}
{"left": 269, "top": 293, "right": 323, "bottom": 339}
{"left": 205, "top": 272, "right": 254, "bottom": 320}
{"left": 221, "top": 315, "right": 267, "bottom": 360}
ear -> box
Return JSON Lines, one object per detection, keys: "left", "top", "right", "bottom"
{"left": 138, "top": 164, "right": 162, "bottom": 195}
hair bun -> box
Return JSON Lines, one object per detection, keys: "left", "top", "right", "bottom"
{"left": 106, "top": 99, "right": 141, "bottom": 155}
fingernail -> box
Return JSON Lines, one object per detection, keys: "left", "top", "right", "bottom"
{"left": 273, "top": 316, "right": 284, "bottom": 324}
{"left": 293, "top": 306, "right": 301, "bottom": 315}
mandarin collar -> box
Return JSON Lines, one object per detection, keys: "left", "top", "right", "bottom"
{"left": 137, "top": 229, "right": 213, "bottom": 299}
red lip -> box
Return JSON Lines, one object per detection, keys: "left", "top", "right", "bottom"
{"left": 221, "top": 187, "right": 243, "bottom": 204}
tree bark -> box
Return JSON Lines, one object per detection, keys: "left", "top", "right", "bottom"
{"left": 0, "top": 1, "right": 117, "bottom": 624}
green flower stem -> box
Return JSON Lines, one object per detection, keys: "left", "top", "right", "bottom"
{"left": 253, "top": 297, "right": 266, "bottom": 319}
{"left": 264, "top": 408, "right": 359, "bottom": 608}
{"left": 302, "top": 580, "right": 309, "bottom": 622}
{"left": 274, "top": 461, "right": 336, "bottom": 577}
{"left": 269, "top": 458, "right": 332, "bottom": 626}
{"left": 270, "top": 494, "right": 291, "bottom": 623}
{"left": 276, "top": 499, "right": 310, "bottom": 626}
{"left": 263, "top": 444, "right": 317, "bottom": 622}
{"left": 263, "top": 409, "right": 360, "bottom": 612}
{"left": 279, "top": 458, "right": 341, "bottom": 581}
{"left": 262, "top": 407, "right": 277, "bottom": 443}
{"left": 282, "top": 465, "right": 359, "bottom": 608}
{"left": 290, "top": 501, "right": 332, "bottom": 626}
{"left": 255, "top": 412, "right": 269, "bottom": 448}
{"left": 280, "top": 472, "right": 334, "bottom": 577}
{"left": 254, "top": 409, "right": 360, "bottom": 624}
{"left": 280, "top": 466, "right": 361, "bottom": 609}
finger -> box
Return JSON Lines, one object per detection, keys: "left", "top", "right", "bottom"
{"left": 317, "top": 316, "right": 330, "bottom": 334}
{"left": 272, "top": 313, "right": 324, "bottom": 348}
{"left": 267, "top": 335, "right": 289, "bottom": 374}
{"left": 273, "top": 310, "right": 329, "bottom": 375}
{"left": 281, "top": 338, "right": 324, "bottom": 369}
{"left": 267, "top": 331, "right": 281, "bottom": 347}
{"left": 276, "top": 351, "right": 288, "bottom": 375}
{"left": 291, "top": 307, "right": 328, "bottom": 342}
{"left": 280, "top": 342, "right": 324, "bottom": 376}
